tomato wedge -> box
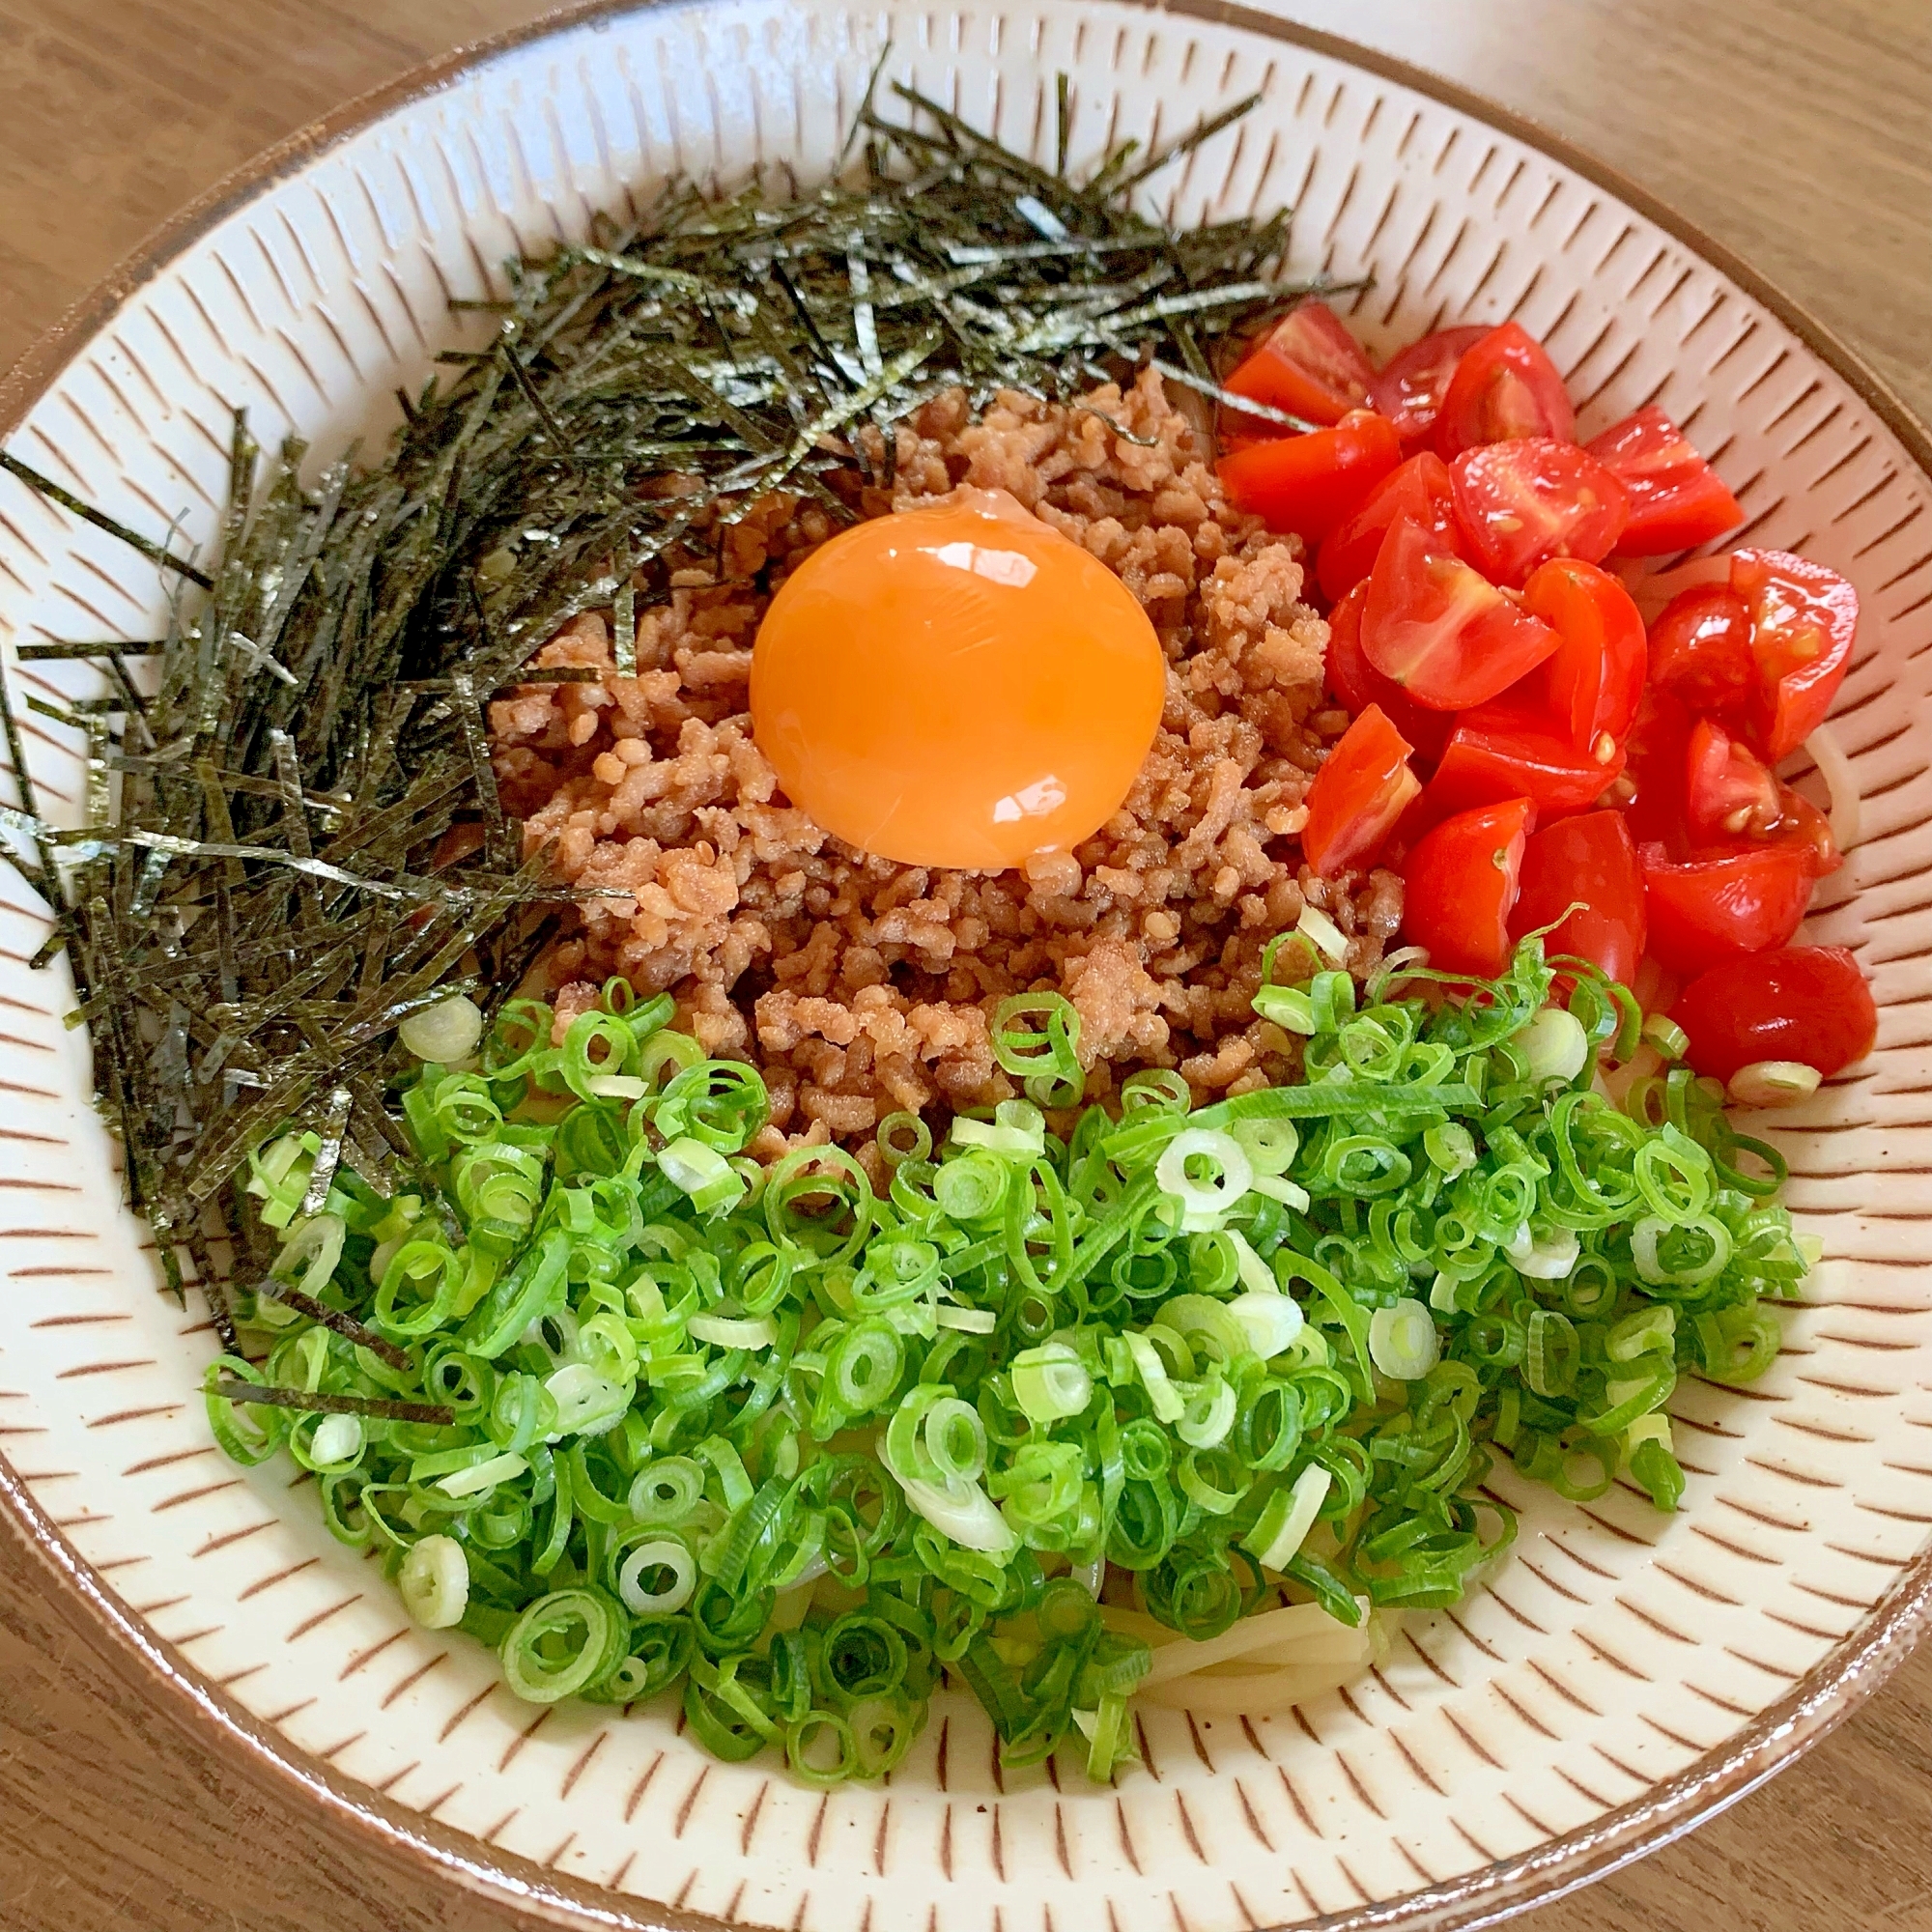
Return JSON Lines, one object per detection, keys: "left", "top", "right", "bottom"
{"left": 1302, "top": 703, "right": 1420, "bottom": 877}
{"left": 1685, "top": 717, "right": 1841, "bottom": 875}
{"left": 1521, "top": 557, "right": 1646, "bottom": 760}
{"left": 1670, "top": 946, "right": 1877, "bottom": 1083}
{"left": 1316, "top": 451, "right": 1461, "bottom": 604}
{"left": 1647, "top": 582, "right": 1758, "bottom": 717}
{"left": 1360, "top": 517, "right": 1561, "bottom": 711}
{"left": 1222, "top": 301, "right": 1378, "bottom": 430}
{"left": 1508, "top": 810, "right": 1646, "bottom": 986}
{"left": 1649, "top": 555, "right": 1859, "bottom": 762}
{"left": 1685, "top": 716, "right": 1781, "bottom": 843}
{"left": 1730, "top": 548, "right": 1860, "bottom": 761}
{"left": 1586, "top": 406, "right": 1744, "bottom": 554}
{"left": 1368, "top": 325, "right": 1491, "bottom": 446}
{"left": 1323, "top": 581, "right": 1452, "bottom": 762}
{"left": 1418, "top": 697, "right": 1623, "bottom": 828}
{"left": 1617, "top": 688, "right": 1694, "bottom": 852}
{"left": 1639, "top": 839, "right": 1815, "bottom": 973}
{"left": 1435, "top": 322, "right": 1576, "bottom": 457}
{"left": 1218, "top": 411, "right": 1402, "bottom": 542}
{"left": 1449, "top": 440, "right": 1630, "bottom": 585}
{"left": 1403, "top": 798, "right": 1532, "bottom": 978}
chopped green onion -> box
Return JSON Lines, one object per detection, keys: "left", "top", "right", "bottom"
{"left": 1504, "top": 1223, "right": 1580, "bottom": 1279}
{"left": 1296, "top": 902, "right": 1350, "bottom": 964}
{"left": 213, "top": 928, "right": 1806, "bottom": 1792}
{"left": 659, "top": 1135, "right": 747, "bottom": 1214}
{"left": 1244, "top": 1464, "right": 1331, "bottom": 1571}
{"left": 689, "top": 1313, "right": 779, "bottom": 1350}
{"left": 1228, "top": 1290, "right": 1304, "bottom": 1358}
{"left": 1368, "top": 1299, "right": 1440, "bottom": 1381}
{"left": 438, "top": 1451, "right": 528, "bottom": 1497}
{"left": 1727, "top": 1060, "right": 1822, "bottom": 1108}
{"left": 1154, "top": 1127, "right": 1253, "bottom": 1231}
{"left": 1641, "top": 1014, "right": 1690, "bottom": 1061}
{"left": 1010, "top": 1343, "right": 1094, "bottom": 1423}
{"left": 617, "top": 1538, "right": 697, "bottom": 1614}
{"left": 399, "top": 993, "right": 486, "bottom": 1065}
{"left": 399, "top": 1534, "right": 470, "bottom": 1629}
{"left": 1517, "top": 1008, "right": 1589, "bottom": 1084}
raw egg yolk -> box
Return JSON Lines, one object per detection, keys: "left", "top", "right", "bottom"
{"left": 750, "top": 489, "right": 1165, "bottom": 868}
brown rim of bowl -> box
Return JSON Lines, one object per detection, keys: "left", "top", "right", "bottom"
{"left": 0, "top": 2, "right": 1927, "bottom": 1928}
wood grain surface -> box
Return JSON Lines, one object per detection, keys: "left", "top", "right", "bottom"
{"left": 0, "top": 3, "right": 1926, "bottom": 1928}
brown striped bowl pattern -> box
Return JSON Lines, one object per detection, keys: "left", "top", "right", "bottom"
{"left": 0, "top": 4, "right": 1927, "bottom": 1928}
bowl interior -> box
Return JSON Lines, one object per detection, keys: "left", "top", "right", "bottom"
{"left": 1, "top": 4, "right": 1929, "bottom": 1929}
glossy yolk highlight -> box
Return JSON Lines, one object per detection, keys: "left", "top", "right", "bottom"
{"left": 750, "top": 490, "right": 1166, "bottom": 869}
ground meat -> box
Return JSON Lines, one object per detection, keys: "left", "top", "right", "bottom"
{"left": 491, "top": 368, "right": 1404, "bottom": 1153}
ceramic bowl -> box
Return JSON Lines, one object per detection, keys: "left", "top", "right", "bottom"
{"left": 0, "top": 4, "right": 1927, "bottom": 1928}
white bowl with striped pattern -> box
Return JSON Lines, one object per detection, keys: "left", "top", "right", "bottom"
{"left": 0, "top": 4, "right": 1926, "bottom": 1928}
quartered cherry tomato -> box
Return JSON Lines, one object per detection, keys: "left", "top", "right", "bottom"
{"left": 1322, "top": 581, "right": 1453, "bottom": 762}
{"left": 1301, "top": 702, "right": 1420, "bottom": 877}
{"left": 1670, "top": 946, "right": 1877, "bottom": 1082}
{"left": 1586, "top": 406, "right": 1745, "bottom": 554}
{"left": 1618, "top": 688, "right": 1695, "bottom": 850}
{"left": 1685, "top": 715, "right": 1781, "bottom": 844}
{"left": 1418, "top": 696, "right": 1623, "bottom": 828}
{"left": 1218, "top": 410, "right": 1402, "bottom": 542}
{"left": 1368, "top": 325, "right": 1491, "bottom": 445}
{"left": 1638, "top": 839, "right": 1815, "bottom": 973}
{"left": 1360, "top": 517, "right": 1561, "bottom": 711}
{"left": 1222, "top": 300, "right": 1378, "bottom": 430}
{"left": 1435, "top": 322, "right": 1576, "bottom": 456}
{"left": 1316, "top": 451, "right": 1461, "bottom": 603}
{"left": 1648, "top": 554, "right": 1859, "bottom": 763}
{"left": 1521, "top": 556, "right": 1647, "bottom": 760}
{"left": 1684, "top": 718, "right": 1841, "bottom": 875}
{"left": 1730, "top": 548, "right": 1860, "bottom": 761}
{"left": 1508, "top": 810, "right": 1646, "bottom": 986}
{"left": 1403, "top": 798, "right": 1532, "bottom": 978}
{"left": 1449, "top": 439, "right": 1631, "bottom": 585}
{"left": 1647, "top": 582, "right": 1758, "bottom": 716}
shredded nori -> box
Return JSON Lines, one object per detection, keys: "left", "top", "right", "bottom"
{"left": 209, "top": 1378, "right": 455, "bottom": 1426}
{"left": 0, "top": 77, "right": 1342, "bottom": 1326}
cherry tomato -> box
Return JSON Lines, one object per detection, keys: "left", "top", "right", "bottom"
{"left": 1669, "top": 946, "right": 1877, "bottom": 1082}
{"left": 1301, "top": 703, "right": 1420, "bottom": 878}
{"left": 1730, "top": 549, "right": 1860, "bottom": 761}
{"left": 1649, "top": 556, "right": 1859, "bottom": 763}
{"left": 1586, "top": 406, "right": 1744, "bottom": 554}
{"left": 1368, "top": 325, "right": 1491, "bottom": 445}
{"left": 1685, "top": 716, "right": 1781, "bottom": 844}
{"left": 1323, "top": 581, "right": 1452, "bottom": 762}
{"left": 1403, "top": 798, "right": 1532, "bottom": 978}
{"left": 1449, "top": 440, "right": 1630, "bottom": 585}
{"left": 1508, "top": 810, "right": 1646, "bottom": 986}
{"left": 1638, "top": 839, "right": 1815, "bottom": 973}
{"left": 1521, "top": 556, "right": 1647, "bottom": 760}
{"left": 1419, "top": 696, "right": 1623, "bottom": 827}
{"left": 1360, "top": 517, "right": 1562, "bottom": 711}
{"left": 1648, "top": 582, "right": 1758, "bottom": 717}
{"left": 1222, "top": 301, "right": 1378, "bottom": 430}
{"left": 1218, "top": 411, "right": 1402, "bottom": 543}
{"left": 1618, "top": 688, "right": 1694, "bottom": 851}
{"left": 1684, "top": 717, "right": 1842, "bottom": 877}
{"left": 1435, "top": 322, "right": 1576, "bottom": 457}
{"left": 1316, "top": 451, "right": 1461, "bottom": 604}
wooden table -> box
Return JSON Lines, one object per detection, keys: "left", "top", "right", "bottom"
{"left": 0, "top": 2, "right": 1926, "bottom": 1927}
